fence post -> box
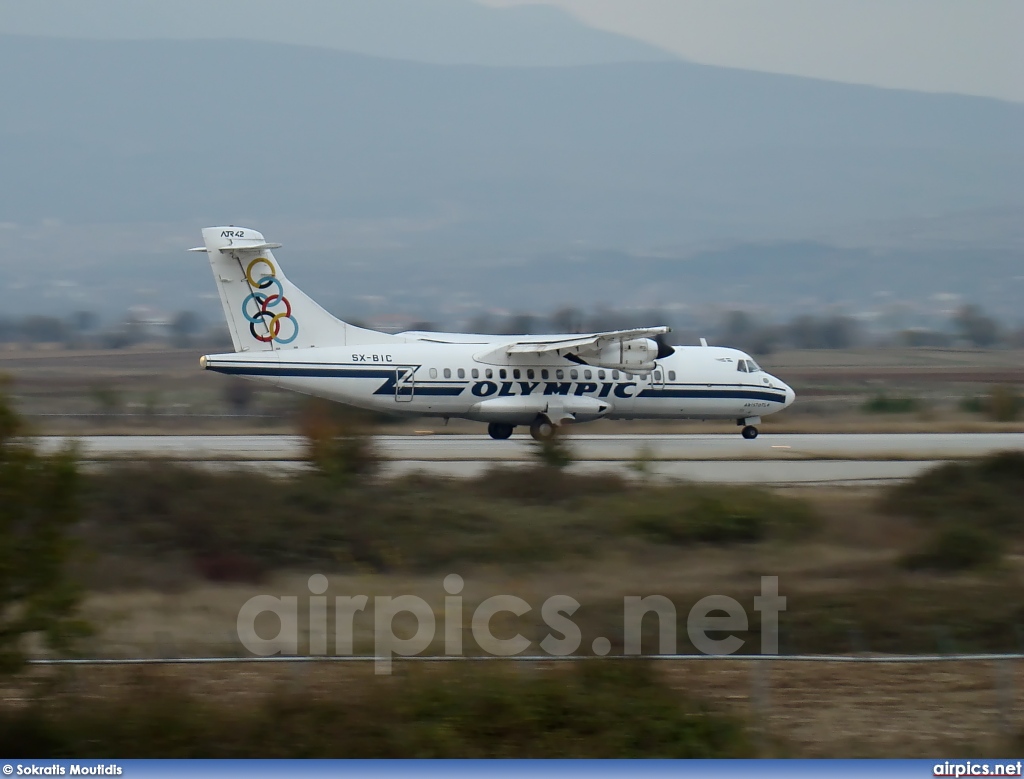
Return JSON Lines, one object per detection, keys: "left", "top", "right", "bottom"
{"left": 750, "top": 660, "right": 771, "bottom": 753}
{"left": 997, "top": 659, "right": 1015, "bottom": 741}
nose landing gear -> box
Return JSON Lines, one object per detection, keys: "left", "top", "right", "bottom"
{"left": 737, "top": 416, "right": 761, "bottom": 440}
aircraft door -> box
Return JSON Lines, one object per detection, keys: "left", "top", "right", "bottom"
{"left": 653, "top": 366, "right": 666, "bottom": 390}
{"left": 395, "top": 366, "right": 415, "bottom": 402}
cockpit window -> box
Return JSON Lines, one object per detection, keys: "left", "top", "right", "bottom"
{"left": 736, "top": 361, "right": 748, "bottom": 373}
{"left": 746, "top": 359, "right": 761, "bottom": 373}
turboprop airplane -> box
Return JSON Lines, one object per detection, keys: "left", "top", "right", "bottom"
{"left": 191, "top": 227, "right": 795, "bottom": 440}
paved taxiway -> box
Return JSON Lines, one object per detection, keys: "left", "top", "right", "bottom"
{"left": 32, "top": 433, "right": 1024, "bottom": 485}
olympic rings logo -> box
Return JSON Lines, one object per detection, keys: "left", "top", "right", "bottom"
{"left": 240, "top": 257, "right": 299, "bottom": 345}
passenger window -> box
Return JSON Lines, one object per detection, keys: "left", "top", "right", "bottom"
{"left": 485, "top": 369, "right": 493, "bottom": 379}
{"left": 499, "top": 369, "right": 507, "bottom": 380}
{"left": 444, "top": 368, "right": 452, "bottom": 379}
{"left": 612, "top": 371, "right": 619, "bottom": 380}
{"left": 654, "top": 371, "right": 662, "bottom": 381}
{"left": 541, "top": 369, "right": 549, "bottom": 380}
{"left": 584, "top": 370, "right": 592, "bottom": 380}
{"left": 472, "top": 368, "right": 479, "bottom": 379}
{"left": 457, "top": 368, "right": 465, "bottom": 379}
{"left": 527, "top": 369, "right": 535, "bottom": 380}
{"left": 556, "top": 369, "right": 565, "bottom": 380}
{"left": 513, "top": 369, "right": 521, "bottom": 379}
{"left": 668, "top": 371, "right": 676, "bottom": 381}
{"left": 598, "top": 370, "right": 605, "bottom": 380}
{"left": 429, "top": 368, "right": 438, "bottom": 379}
{"left": 570, "top": 369, "right": 579, "bottom": 380}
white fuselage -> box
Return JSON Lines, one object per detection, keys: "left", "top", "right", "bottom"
{"left": 203, "top": 339, "right": 795, "bottom": 425}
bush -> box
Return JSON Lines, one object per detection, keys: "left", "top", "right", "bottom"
{"left": 531, "top": 432, "right": 574, "bottom": 468}
{"left": 988, "top": 384, "right": 1022, "bottom": 422}
{"left": 0, "top": 388, "right": 88, "bottom": 671}
{"left": 862, "top": 394, "right": 921, "bottom": 414}
{"left": 468, "top": 466, "right": 628, "bottom": 504}
{"left": 959, "top": 395, "right": 986, "bottom": 414}
{"left": 882, "top": 451, "right": 1024, "bottom": 537}
{"left": 299, "top": 399, "right": 380, "bottom": 482}
{"left": 616, "top": 485, "right": 817, "bottom": 546}
{"left": 901, "top": 524, "right": 1003, "bottom": 572}
{"left": 0, "top": 663, "right": 752, "bottom": 758}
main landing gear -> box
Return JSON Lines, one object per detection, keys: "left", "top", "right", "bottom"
{"left": 738, "top": 417, "right": 760, "bottom": 440}
{"left": 487, "top": 422, "right": 514, "bottom": 440}
{"left": 487, "top": 418, "right": 556, "bottom": 441}
{"left": 529, "top": 417, "right": 556, "bottom": 441}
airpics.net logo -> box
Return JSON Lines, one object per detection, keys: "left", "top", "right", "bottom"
{"left": 236, "top": 574, "right": 786, "bottom": 675}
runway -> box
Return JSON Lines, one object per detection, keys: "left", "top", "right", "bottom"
{"left": 32, "top": 433, "right": 1024, "bottom": 485}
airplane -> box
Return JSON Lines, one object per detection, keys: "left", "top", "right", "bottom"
{"left": 191, "top": 226, "right": 795, "bottom": 440}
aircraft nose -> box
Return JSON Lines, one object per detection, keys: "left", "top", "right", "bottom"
{"left": 785, "top": 384, "right": 796, "bottom": 406}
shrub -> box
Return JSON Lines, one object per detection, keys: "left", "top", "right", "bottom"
{"left": 76, "top": 465, "right": 818, "bottom": 586}
{"left": 531, "top": 432, "right": 574, "bottom": 468}
{"left": 959, "top": 395, "right": 986, "bottom": 414}
{"left": 0, "top": 388, "right": 89, "bottom": 672}
{"left": 881, "top": 451, "right": 1024, "bottom": 537}
{"left": 862, "top": 394, "right": 921, "bottom": 414}
{"left": 469, "top": 466, "right": 627, "bottom": 504}
{"left": 988, "top": 384, "right": 1022, "bottom": 422}
{"left": 0, "top": 663, "right": 752, "bottom": 758}
{"left": 299, "top": 399, "right": 380, "bottom": 482}
{"left": 901, "top": 524, "right": 1003, "bottom": 572}
{"left": 617, "top": 485, "right": 817, "bottom": 546}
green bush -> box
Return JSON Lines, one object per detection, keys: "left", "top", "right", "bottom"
{"left": 0, "top": 663, "right": 752, "bottom": 758}
{"left": 299, "top": 399, "right": 380, "bottom": 482}
{"left": 0, "top": 387, "right": 89, "bottom": 672}
{"left": 881, "top": 451, "right": 1024, "bottom": 537}
{"left": 901, "top": 524, "right": 1003, "bottom": 572}
{"left": 531, "top": 432, "right": 574, "bottom": 468}
{"left": 616, "top": 485, "right": 817, "bottom": 546}
{"left": 959, "top": 395, "right": 986, "bottom": 414}
{"left": 469, "top": 466, "right": 628, "bottom": 504}
{"left": 862, "top": 394, "right": 921, "bottom": 414}
{"left": 988, "top": 384, "right": 1022, "bottom": 422}
{"left": 76, "top": 464, "right": 819, "bottom": 586}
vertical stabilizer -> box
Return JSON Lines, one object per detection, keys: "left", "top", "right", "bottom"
{"left": 193, "top": 226, "right": 403, "bottom": 352}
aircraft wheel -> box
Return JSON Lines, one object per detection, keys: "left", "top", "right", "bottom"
{"left": 741, "top": 425, "right": 759, "bottom": 440}
{"left": 530, "top": 418, "right": 556, "bottom": 441}
{"left": 488, "top": 422, "right": 514, "bottom": 440}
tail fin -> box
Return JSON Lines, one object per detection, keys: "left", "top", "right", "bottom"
{"left": 192, "top": 226, "right": 402, "bottom": 352}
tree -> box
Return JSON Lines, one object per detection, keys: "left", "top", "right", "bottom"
{"left": 223, "top": 378, "right": 256, "bottom": 415}
{"left": 0, "top": 388, "right": 88, "bottom": 672}
{"left": 170, "top": 310, "right": 203, "bottom": 347}
{"left": 953, "top": 304, "right": 1000, "bottom": 348}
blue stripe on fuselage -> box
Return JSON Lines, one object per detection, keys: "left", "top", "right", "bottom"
{"left": 638, "top": 387, "right": 787, "bottom": 403}
{"left": 206, "top": 363, "right": 786, "bottom": 404}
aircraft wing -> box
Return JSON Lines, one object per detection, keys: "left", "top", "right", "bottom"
{"left": 501, "top": 326, "right": 670, "bottom": 357}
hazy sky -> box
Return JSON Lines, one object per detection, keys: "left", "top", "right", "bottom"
{"left": 0, "top": 0, "right": 1018, "bottom": 100}
{"left": 483, "top": 0, "right": 1023, "bottom": 102}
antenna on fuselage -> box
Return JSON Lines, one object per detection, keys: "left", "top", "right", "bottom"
{"left": 699, "top": 338, "right": 709, "bottom": 347}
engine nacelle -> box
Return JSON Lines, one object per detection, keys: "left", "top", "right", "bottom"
{"left": 589, "top": 338, "right": 659, "bottom": 372}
